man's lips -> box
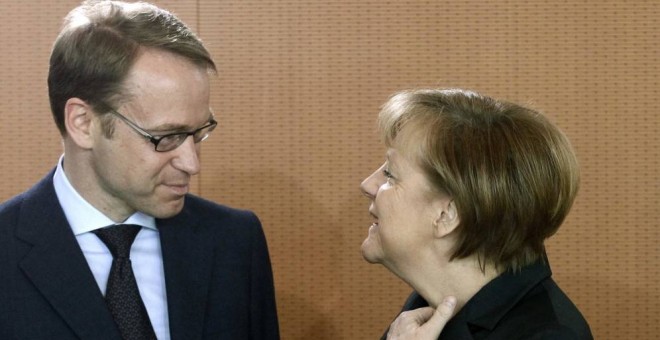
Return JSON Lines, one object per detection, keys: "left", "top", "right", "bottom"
{"left": 164, "top": 183, "right": 189, "bottom": 195}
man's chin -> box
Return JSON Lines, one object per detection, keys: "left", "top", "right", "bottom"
{"left": 148, "top": 199, "right": 185, "bottom": 219}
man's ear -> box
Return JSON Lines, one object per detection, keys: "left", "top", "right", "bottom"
{"left": 432, "top": 199, "right": 459, "bottom": 238}
{"left": 64, "top": 98, "right": 96, "bottom": 149}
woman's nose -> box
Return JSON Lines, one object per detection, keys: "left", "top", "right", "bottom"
{"left": 360, "top": 166, "right": 384, "bottom": 199}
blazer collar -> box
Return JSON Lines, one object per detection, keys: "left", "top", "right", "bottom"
{"left": 15, "top": 170, "right": 121, "bottom": 339}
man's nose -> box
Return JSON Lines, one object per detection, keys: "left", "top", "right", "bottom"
{"left": 171, "top": 136, "right": 201, "bottom": 175}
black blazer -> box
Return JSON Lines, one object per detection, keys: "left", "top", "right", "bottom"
{"left": 382, "top": 261, "right": 593, "bottom": 340}
{"left": 0, "top": 170, "right": 280, "bottom": 339}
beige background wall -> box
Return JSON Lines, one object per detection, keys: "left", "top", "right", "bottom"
{"left": 1, "top": 1, "right": 658, "bottom": 339}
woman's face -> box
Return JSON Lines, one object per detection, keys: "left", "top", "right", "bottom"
{"left": 360, "top": 148, "right": 450, "bottom": 271}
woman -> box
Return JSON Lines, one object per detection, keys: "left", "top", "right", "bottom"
{"left": 360, "top": 89, "right": 593, "bottom": 339}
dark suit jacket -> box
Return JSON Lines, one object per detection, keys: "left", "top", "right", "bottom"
{"left": 0, "top": 170, "right": 280, "bottom": 339}
{"left": 382, "top": 261, "right": 593, "bottom": 340}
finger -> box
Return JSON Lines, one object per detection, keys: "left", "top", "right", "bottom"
{"left": 387, "top": 307, "right": 436, "bottom": 338}
{"left": 409, "top": 307, "right": 436, "bottom": 324}
{"left": 419, "top": 296, "right": 456, "bottom": 333}
{"left": 389, "top": 307, "right": 435, "bottom": 330}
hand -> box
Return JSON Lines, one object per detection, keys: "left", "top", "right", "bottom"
{"left": 387, "top": 296, "right": 457, "bottom": 340}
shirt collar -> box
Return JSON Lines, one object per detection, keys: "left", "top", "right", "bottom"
{"left": 53, "top": 154, "right": 157, "bottom": 235}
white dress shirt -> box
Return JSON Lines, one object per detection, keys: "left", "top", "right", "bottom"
{"left": 53, "top": 155, "right": 170, "bottom": 340}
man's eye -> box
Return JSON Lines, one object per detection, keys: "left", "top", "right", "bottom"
{"left": 383, "top": 169, "right": 394, "bottom": 179}
{"left": 159, "top": 134, "right": 184, "bottom": 146}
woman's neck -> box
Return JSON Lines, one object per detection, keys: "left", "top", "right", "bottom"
{"left": 409, "top": 256, "right": 501, "bottom": 311}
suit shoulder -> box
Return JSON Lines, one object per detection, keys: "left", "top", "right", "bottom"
{"left": 0, "top": 171, "right": 55, "bottom": 220}
{"left": 176, "top": 195, "right": 270, "bottom": 254}
{"left": 185, "top": 195, "right": 256, "bottom": 218}
{"left": 516, "top": 323, "right": 592, "bottom": 340}
{"left": 0, "top": 191, "right": 28, "bottom": 224}
{"left": 183, "top": 194, "right": 260, "bottom": 225}
{"left": 499, "top": 278, "right": 593, "bottom": 340}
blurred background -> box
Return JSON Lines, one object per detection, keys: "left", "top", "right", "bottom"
{"left": 1, "top": 0, "right": 658, "bottom": 338}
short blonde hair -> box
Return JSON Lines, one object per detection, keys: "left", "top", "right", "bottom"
{"left": 378, "top": 89, "right": 579, "bottom": 271}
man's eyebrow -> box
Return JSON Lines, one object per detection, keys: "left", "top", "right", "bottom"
{"left": 147, "top": 113, "right": 215, "bottom": 133}
{"left": 147, "top": 123, "right": 191, "bottom": 133}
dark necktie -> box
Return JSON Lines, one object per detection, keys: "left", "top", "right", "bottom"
{"left": 93, "top": 224, "right": 157, "bottom": 340}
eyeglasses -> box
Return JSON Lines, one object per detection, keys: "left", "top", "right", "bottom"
{"left": 107, "top": 107, "right": 217, "bottom": 152}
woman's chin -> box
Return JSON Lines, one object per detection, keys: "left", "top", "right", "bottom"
{"left": 361, "top": 238, "right": 383, "bottom": 264}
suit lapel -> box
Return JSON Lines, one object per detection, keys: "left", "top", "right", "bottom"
{"left": 16, "top": 173, "right": 121, "bottom": 340}
{"left": 158, "top": 199, "right": 212, "bottom": 340}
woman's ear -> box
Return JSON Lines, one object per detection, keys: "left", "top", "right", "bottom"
{"left": 433, "top": 199, "right": 459, "bottom": 238}
{"left": 64, "top": 98, "right": 96, "bottom": 149}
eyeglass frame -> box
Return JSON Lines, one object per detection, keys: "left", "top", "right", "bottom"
{"left": 104, "top": 106, "right": 218, "bottom": 152}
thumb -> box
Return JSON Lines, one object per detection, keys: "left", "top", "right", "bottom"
{"left": 418, "top": 296, "right": 456, "bottom": 334}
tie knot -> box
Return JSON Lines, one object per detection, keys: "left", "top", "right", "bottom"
{"left": 93, "top": 224, "right": 142, "bottom": 259}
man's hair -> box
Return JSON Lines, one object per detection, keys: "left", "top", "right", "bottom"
{"left": 48, "top": 0, "right": 216, "bottom": 136}
{"left": 378, "top": 88, "right": 580, "bottom": 272}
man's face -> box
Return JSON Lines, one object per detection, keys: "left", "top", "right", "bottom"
{"left": 87, "top": 48, "right": 212, "bottom": 221}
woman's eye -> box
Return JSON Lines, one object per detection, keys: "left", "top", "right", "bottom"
{"left": 383, "top": 169, "right": 394, "bottom": 179}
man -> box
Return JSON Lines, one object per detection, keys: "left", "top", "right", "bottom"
{"left": 0, "top": 1, "right": 279, "bottom": 339}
